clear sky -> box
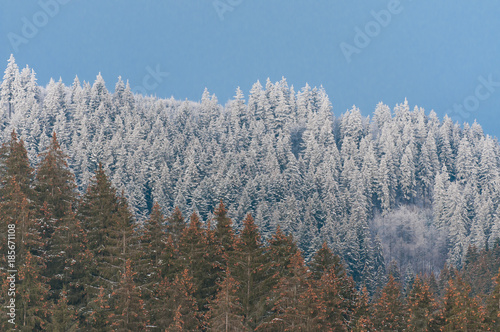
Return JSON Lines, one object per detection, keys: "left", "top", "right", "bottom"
{"left": 1, "top": 0, "right": 500, "bottom": 136}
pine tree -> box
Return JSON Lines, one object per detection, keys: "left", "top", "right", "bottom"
{"left": 155, "top": 269, "right": 201, "bottom": 331}
{"left": 209, "top": 200, "right": 238, "bottom": 312}
{"left": 35, "top": 132, "right": 76, "bottom": 219}
{"left": 232, "top": 214, "right": 267, "bottom": 329}
{"left": 438, "top": 275, "right": 486, "bottom": 331}
{"left": 8, "top": 65, "right": 500, "bottom": 331}
{"left": 109, "top": 259, "right": 148, "bottom": 331}
{"left": 137, "top": 202, "right": 167, "bottom": 295}
{"left": 352, "top": 286, "right": 374, "bottom": 332}
{"left": 478, "top": 136, "right": 498, "bottom": 194}
{"left": 462, "top": 244, "right": 497, "bottom": 297}
{"left": 417, "top": 131, "right": 439, "bottom": 202}
{"left": 316, "top": 263, "right": 357, "bottom": 331}
{"left": 1, "top": 54, "right": 19, "bottom": 119}
{"left": 485, "top": 268, "right": 500, "bottom": 330}
{"left": 400, "top": 144, "right": 416, "bottom": 202}
{"left": 267, "top": 225, "right": 299, "bottom": 282}
{"left": 79, "top": 164, "right": 135, "bottom": 311}
{"left": 437, "top": 264, "right": 457, "bottom": 298}
{"left": 0, "top": 130, "right": 34, "bottom": 197}
{"left": 257, "top": 251, "right": 312, "bottom": 331}
{"left": 167, "top": 306, "right": 185, "bottom": 332}
{"left": 438, "top": 116, "right": 455, "bottom": 178}
{"left": 206, "top": 269, "right": 246, "bottom": 332}
{"left": 372, "top": 274, "right": 407, "bottom": 331}
{"left": 456, "top": 137, "right": 477, "bottom": 185}
{"left": 407, "top": 275, "right": 437, "bottom": 331}
{"left": 35, "top": 132, "right": 81, "bottom": 300}
{"left": 11, "top": 66, "right": 39, "bottom": 143}
{"left": 425, "top": 272, "right": 440, "bottom": 299}
{"left": 178, "top": 212, "right": 213, "bottom": 312}
{"left": 167, "top": 206, "right": 185, "bottom": 245}
{"left": 378, "top": 150, "right": 396, "bottom": 213}
{"left": 0, "top": 131, "right": 49, "bottom": 330}
{"left": 309, "top": 242, "right": 341, "bottom": 280}
{"left": 17, "top": 251, "right": 50, "bottom": 331}
{"left": 47, "top": 288, "right": 78, "bottom": 332}
{"left": 0, "top": 174, "right": 39, "bottom": 266}
{"left": 109, "top": 192, "right": 137, "bottom": 274}
{"left": 85, "top": 286, "right": 111, "bottom": 331}
{"left": 49, "top": 209, "right": 90, "bottom": 308}
{"left": 147, "top": 235, "right": 177, "bottom": 327}
{"left": 214, "top": 199, "right": 236, "bottom": 254}
{"left": 298, "top": 278, "right": 327, "bottom": 331}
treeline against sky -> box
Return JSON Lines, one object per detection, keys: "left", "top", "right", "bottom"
{"left": 2, "top": 55, "right": 500, "bottom": 292}
{"left": 1, "top": 131, "right": 500, "bottom": 331}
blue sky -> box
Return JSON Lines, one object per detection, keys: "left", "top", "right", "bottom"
{"left": 1, "top": 0, "right": 500, "bottom": 136}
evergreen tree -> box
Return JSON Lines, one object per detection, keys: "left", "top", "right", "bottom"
{"left": 178, "top": 212, "right": 213, "bottom": 312}
{"left": 16, "top": 250, "right": 50, "bottom": 331}
{"left": 400, "top": 144, "right": 416, "bottom": 202}
{"left": 438, "top": 275, "right": 486, "bottom": 331}
{"left": 267, "top": 225, "right": 299, "bottom": 282}
{"left": 147, "top": 235, "right": 177, "bottom": 326}
{"left": 167, "top": 206, "right": 185, "bottom": 245}
{"left": 233, "top": 214, "right": 267, "bottom": 329}
{"left": 35, "top": 132, "right": 76, "bottom": 219}
{"left": 352, "top": 286, "right": 374, "bottom": 332}
{"left": 0, "top": 131, "right": 49, "bottom": 330}
{"left": 6, "top": 60, "right": 500, "bottom": 330}
{"left": 444, "top": 182, "right": 469, "bottom": 267}
{"left": 0, "top": 170, "right": 39, "bottom": 266}
{"left": 407, "top": 275, "right": 436, "bottom": 331}
{"left": 437, "top": 264, "right": 457, "bottom": 298}
{"left": 79, "top": 164, "right": 135, "bottom": 313}
{"left": 0, "top": 130, "right": 34, "bottom": 197}
{"left": 309, "top": 242, "right": 340, "bottom": 280}
{"left": 206, "top": 269, "right": 246, "bottom": 332}
{"left": 213, "top": 199, "right": 236, "bottom": 254}
{"left": 85, "top": 286, "right": 111, "bottom": 331}
{"left": 167, "top": 306, "right": 185, "bottom": 332}
{"left": 0, "top": 54, "right": 19, "bottom": 119}
{"left": 258, "top": 251, "right": 312, "bottom": 331}
{"left": 48, "top": 209, "right": 90, "bottom": 308}
{"left": 109, "top": 259, "right": 148, "bottom": 331}
{"left": 155, "top": 269, "right": 201, "bottom": 331}
{"left": 35, "top": 132, "right": 81, "bottom": 300}
{"left": 485, "top": 268, "right": 500, "bottom": 330}
{"left": 47, "top": 288, "right": 78, "bottom": 332}
{"left": 137, "top": 202, "right": 167, "bottom": 296}
{"left": 112, "top": 192, "right": 136, "bottom": 268}
{"left": 478, "top": 136, "right": 498, "bottom": 194}
{"left": 316, "top": 263, "right": 357, "bottom": 331}
{"left": 11, "top": 66, "right": 39, "bottom": 143}
{"left": 372, "top": 275, "right": 407, "bottom": 331}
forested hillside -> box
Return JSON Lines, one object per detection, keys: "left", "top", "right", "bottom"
{"left": 1, "top": 130, "right": 500, "bottom": 330}
{"left": 2, "top": 55, "right": 500, "bottom": 286}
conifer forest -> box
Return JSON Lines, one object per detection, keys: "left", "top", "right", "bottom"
{"left": 2, "top": 55, "right": 500, "bottom": 330}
